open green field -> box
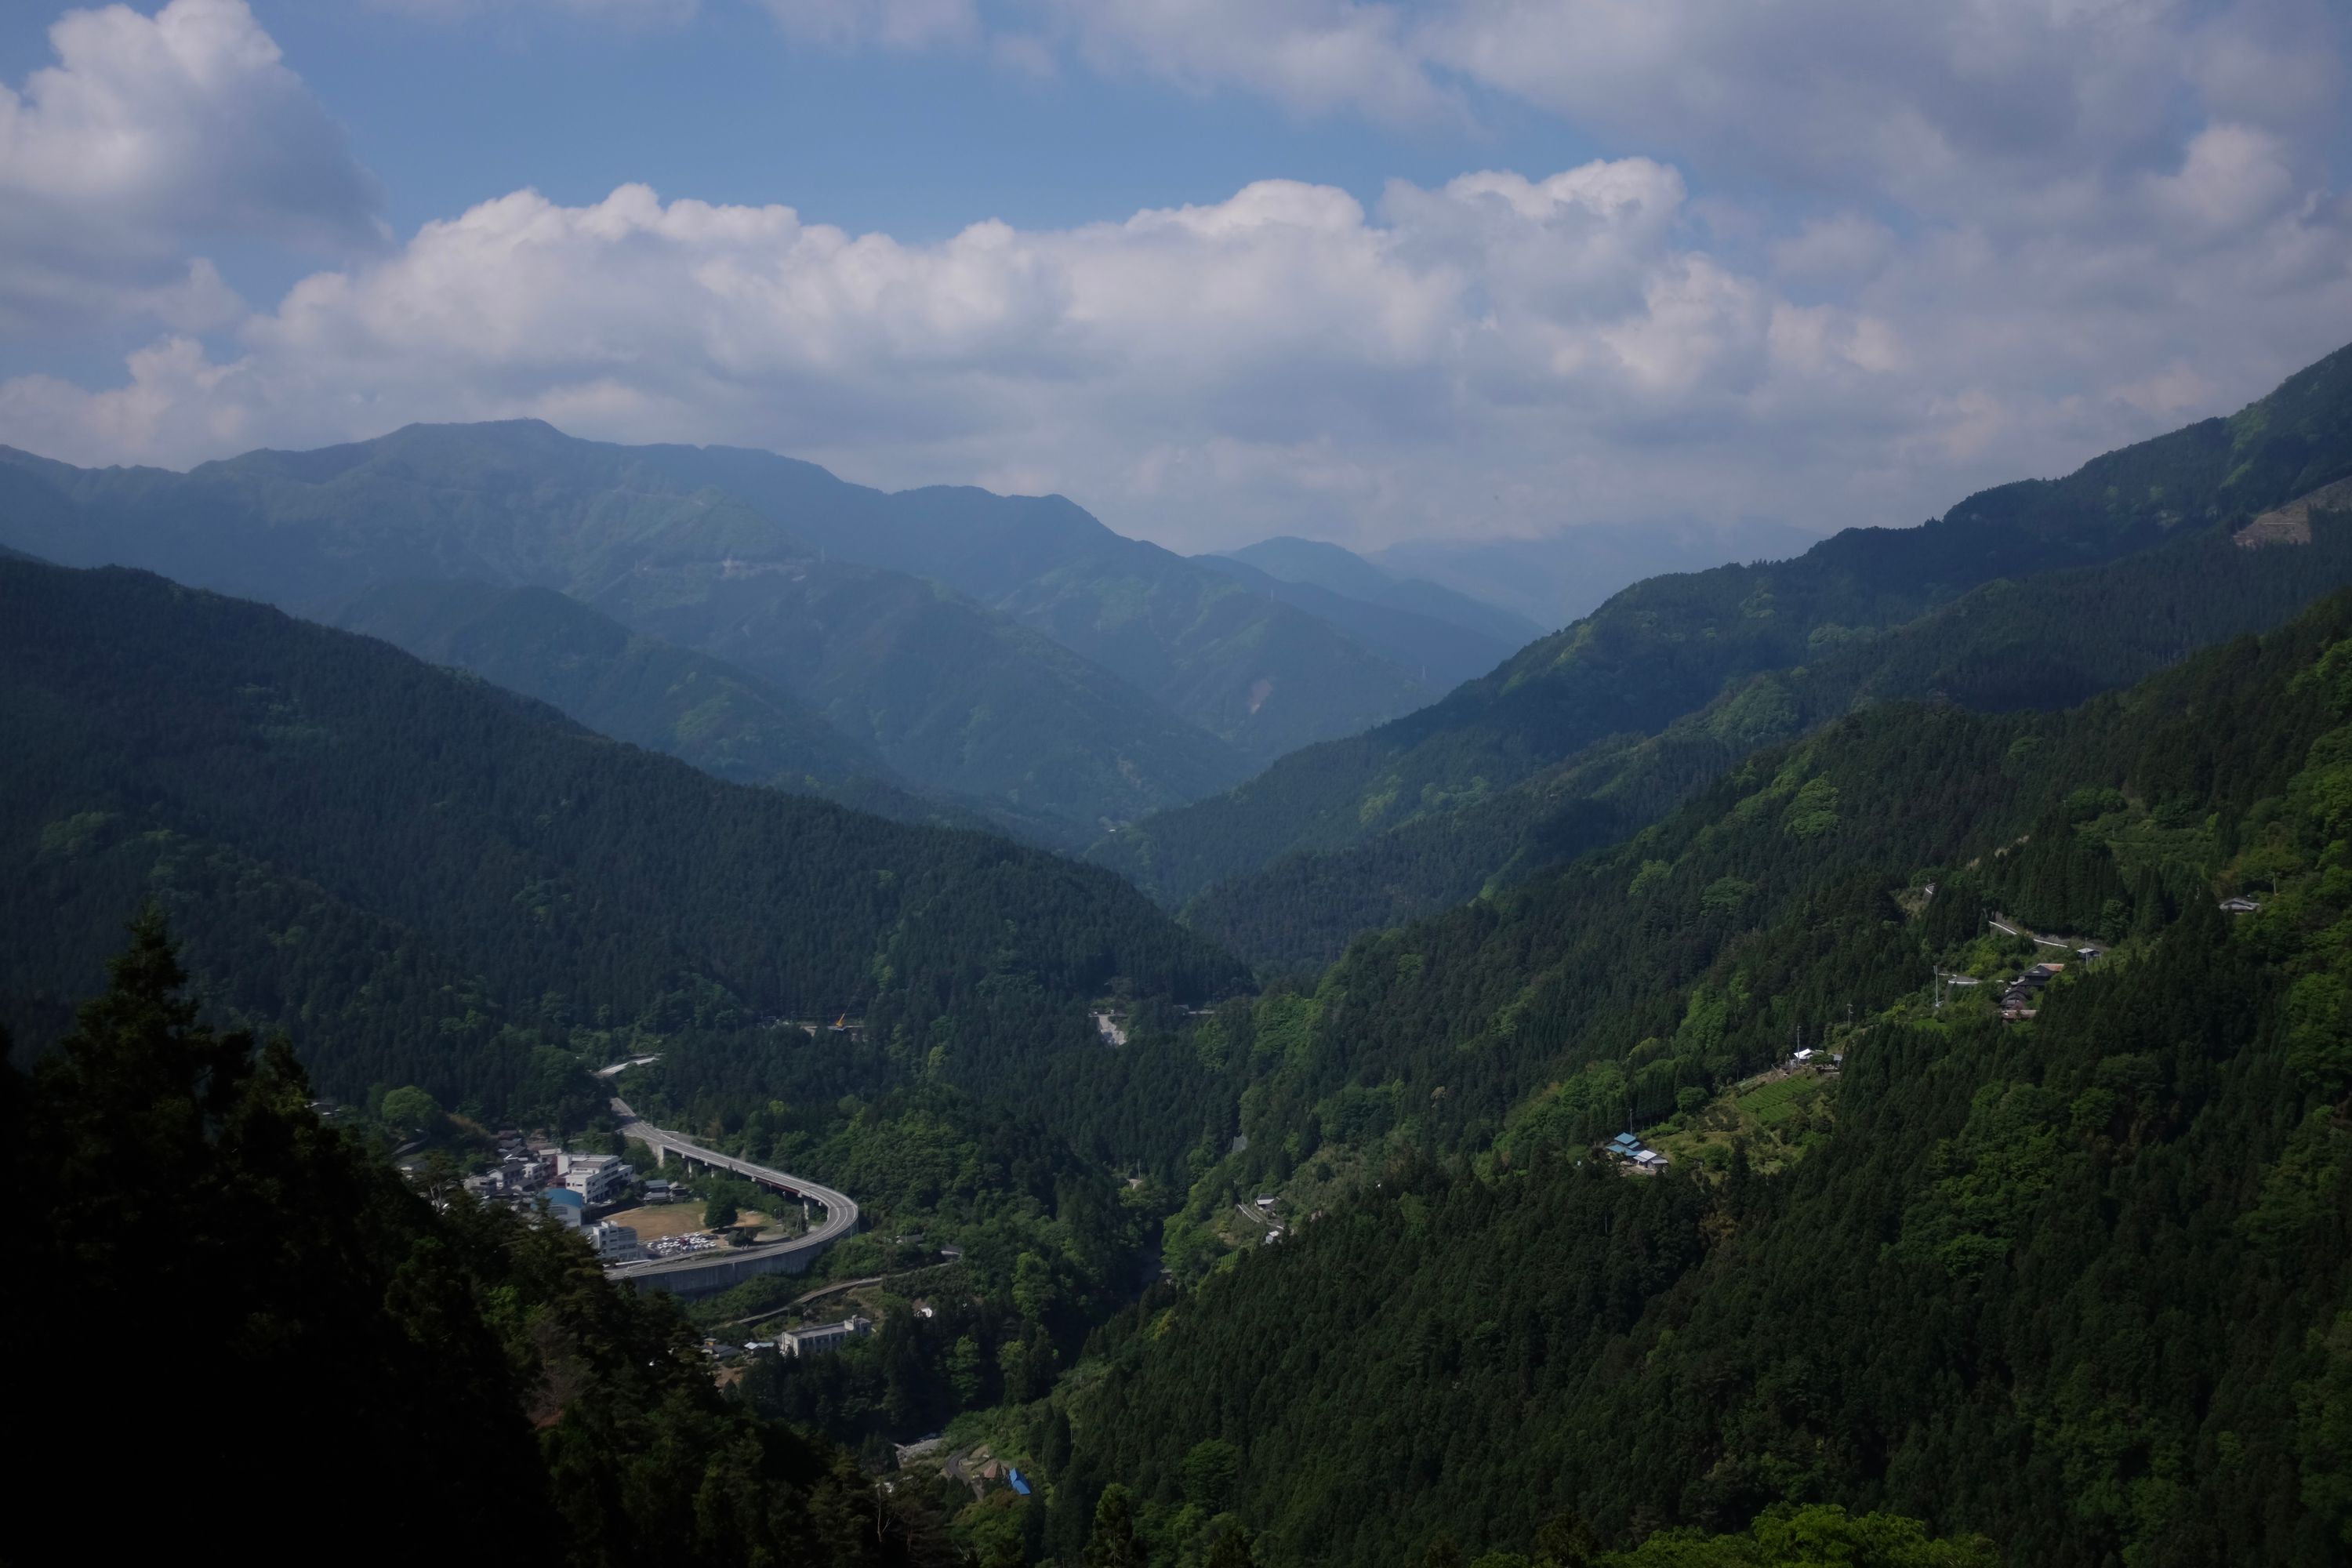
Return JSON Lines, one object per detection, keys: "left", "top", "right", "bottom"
{"left": 1737, "top": 1074, "right": 1823, "bottom": 1127}
{"left": 1647, "top": 1069, "right": 1837, "bottom": 1177}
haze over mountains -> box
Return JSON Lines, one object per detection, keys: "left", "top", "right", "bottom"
{"left": 0, "top": 423, "right": 1536, "bottom": 848}
{"left": 1221, "top": 521, "right": 1825, "bottom": 636}
{"left": 9, "top": 340, "right": 2352, "bottom": 1568}
{"left": 1102, "top": 341, "right": 2352, "bottom": 964}
{"left": 13, "top": 0, "right": 2352, "bottom": 1557}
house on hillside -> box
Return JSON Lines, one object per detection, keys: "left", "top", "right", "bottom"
{"left": 1600, "top": 1133, "right": 1668, "bottom": 1173}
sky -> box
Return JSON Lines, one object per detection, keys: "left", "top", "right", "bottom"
{"left": 0, "top": 0, "right": 2347, "bottom": 554}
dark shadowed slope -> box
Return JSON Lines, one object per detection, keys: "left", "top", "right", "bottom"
{"left": 0, "top": 557, "right": 1246, "bottom": 1138}
{"left": 331, "top": 578, "right": 1014, "bottom": 836}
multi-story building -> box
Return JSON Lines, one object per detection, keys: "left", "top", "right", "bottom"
{"left": 777, "top": 1316, "right": 873, "bottom": 1357}
{"left": 586, "top": 1221, "right": 644, "bottom": 1262}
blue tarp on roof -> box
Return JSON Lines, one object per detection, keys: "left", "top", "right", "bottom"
{"left": 1007, "top": 1467, "right": 1032, "bottom": 1496}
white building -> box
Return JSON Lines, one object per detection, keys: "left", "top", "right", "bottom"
{"left": 778, "top": 1316, "right": 873, "bottom": 1357}
{"left": 586, "top": 1221, "right": 644, "bottom": 1262}
{"left": 558, "top": 1152, "right": 634, "bottom": 1206}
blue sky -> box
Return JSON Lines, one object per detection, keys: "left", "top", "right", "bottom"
{"left": 2, "top": 0, "right": 2347, "bottom": 552}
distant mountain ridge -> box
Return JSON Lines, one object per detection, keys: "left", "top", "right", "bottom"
{"left": 1095, "top": 339, "right": 2352, "bottom": 927}
{"left": 1188, "top": 552, "right": 1521, "bottom": 688}
{"left": 1215, "top": 535, "right": 1546, "bottom": 647}
{"left": 612, "top": 442, "right": 1451, "bottom": 764}
{"left": 1186, "top": 510, "right": 2352, "bottom": 967}
{"left": 0, "top": 423, "right": 1461, "bottom": 842}
{"left": 1372, "top": 514, "right": 1827, "bottom": 627}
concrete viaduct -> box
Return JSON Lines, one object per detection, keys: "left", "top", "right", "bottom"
{"left": 604, "top": 1094, "right": 860, "bottom": 1301}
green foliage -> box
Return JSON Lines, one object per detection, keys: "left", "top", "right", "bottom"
{"left": 1053, "top": 591, "right": 2352, "bottom": 1566}
{"left": 335, "top": 579, "right": 1002, "bottom": 836}
{"left": 731, "top": 1087, "right": 1146, "bottom": 1447}
{"left": 1144, "top": 345, "right": 2352, "bottom": 967}
{"left": 1089, "top": 1484, "right": 1146, "bottom": 1568}
{"left": 1182, "top": 1438, "right": 1242, "bottom": 1511}
{"left": 0, "top": 557, "right": 1245, "bottom": 1156}
{"left": 1600, "top": 1505, "right": 1994, "bottom": 1567}
{"left": 0, "top": 424, "right": 1259, "bottom": 837}
{"left": 4, "top": 916, "right": 943, "bottom": 1563}
{"left": 377, "top": 1083, "right": 444, "bottom": 1138}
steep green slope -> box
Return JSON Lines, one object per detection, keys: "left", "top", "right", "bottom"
{"left": 993, "top": 550, "right": 1439, "bottom": 764}
{"left": 0, "top": 423, "right": 1253, "bottom": 837}
{"left": 1049, "top": 591, "right": 2352, "bottom": 1568}
{"left": 0, "top": 558, "right": 1245, "bottom": 1142}
{"left": 335, "top": 576, "right": 1145, "bottom": 844}
{"left": 6, "top": 920, "right": 955, "bottom": 1565}
{"left": 1189, "top": 511, "right": 2352, "bottom": 968}
{"left": 595, "top": 556, "right": 1250, "bottom": 837}
{"left": 334, "top": 577, "right": 886, "bottom": 788}
{"left": 1100, "top": 340, "right": 2352, "bottom": 909}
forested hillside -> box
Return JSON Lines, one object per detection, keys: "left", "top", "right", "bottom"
{"left": 0, "top": 558, "right": 1245, "bottom": 1153}
{"left": 5, "top": 917, "right": 955, "bottom": 1564}
{"left": 336, "top": 576, "right": 1083, "bottom": 843}
{"left": 1099, "top": 341, "right": 2352, "bottom": 911}
{"left": 0, "top": 423, "right": 1257, "bottom": 837}
{"left": 0, "top": 419, "right": 1474, "bottom": 830}
{"left": 1035, "top": 590, "right": 2352, "bottom": 1567}
{"left": 1189, "top": 510, "right": 2352, "bottom": 969}
{"left": 618, "top": 446, "right": 1450, "bottom": 764}
{"left": 334, "top": 578, "right": 988, "bottom": 824}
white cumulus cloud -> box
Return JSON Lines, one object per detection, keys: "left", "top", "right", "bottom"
{"left": 0, "top": 0, "right": 380, "bottom": 336}
{"left": 8, "top": 147, "right": 2345, "bottom": 552}
{"left": 1, "top": 0, "right": 2348, "bottom": 557}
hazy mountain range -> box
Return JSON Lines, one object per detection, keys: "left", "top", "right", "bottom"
{"left": 1099, "top": 340, "right": 2352, "bottom": 963}
{"left": 0, "top": 423, "right": 1530, "bottom": 848}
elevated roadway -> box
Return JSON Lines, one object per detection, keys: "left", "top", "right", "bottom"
{"left": 604, "top": 1094, "right": 860, "bottom": 1301}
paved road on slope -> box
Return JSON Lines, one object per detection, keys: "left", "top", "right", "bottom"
{"left": 604, "top": 1094, "right": 860, "bottom": 1292}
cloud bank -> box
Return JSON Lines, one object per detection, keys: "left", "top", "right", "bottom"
{"left": 0, "top": 0, "right": 2347, "bottom": 554}
{"left": 0, "top": 0, "right": 381, "bottom": 336}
